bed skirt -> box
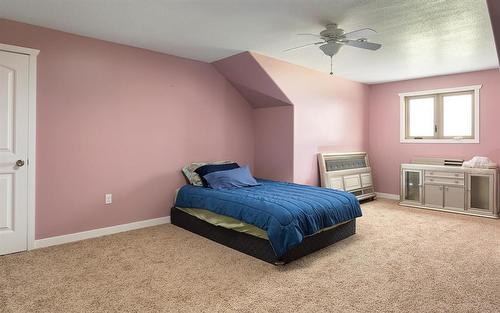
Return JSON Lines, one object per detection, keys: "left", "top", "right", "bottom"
{"left": 170, "top": 206, "right": 356, "bottom": 265}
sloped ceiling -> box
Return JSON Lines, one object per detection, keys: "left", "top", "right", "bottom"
{"left": 487, "top": 0, "right": 500, "bottom": 63}
{"left": 229, "top": 83, "right": 291, "bottom": 109}
{"left": 213, "top": 52, "right": 292, "bottom": 108}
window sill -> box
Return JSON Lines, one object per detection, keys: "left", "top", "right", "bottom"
{"left": 400, "top": 138, "right": 479, "bottom": 144}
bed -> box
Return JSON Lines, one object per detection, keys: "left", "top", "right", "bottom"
{"left": 172, "top": 179, "right": 362, "bottom": 265}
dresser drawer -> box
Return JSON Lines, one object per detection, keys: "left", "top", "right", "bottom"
{"left": 425, "top": 177, "right": 464, "bottom": 186}
{"left": 425, "top": 170, "right": 464, "bottom": 179}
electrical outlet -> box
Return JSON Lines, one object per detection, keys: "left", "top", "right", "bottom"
{"left": 105, "top": 193, "right": 112, "bottom": 205}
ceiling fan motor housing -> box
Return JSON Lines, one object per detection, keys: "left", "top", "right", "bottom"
{"left": 319, "top": 23, "right": 344, "bottom": 40}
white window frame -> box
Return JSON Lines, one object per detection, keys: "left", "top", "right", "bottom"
{"left": 399, "top": 85, "right": 481, "bottom": 144}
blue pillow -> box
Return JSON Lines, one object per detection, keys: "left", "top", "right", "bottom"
{"left": 195, "top": 162, "right": 240, "bottom": 187}
{"left": 203, "top": 165, "right": 260, "bottom": 189}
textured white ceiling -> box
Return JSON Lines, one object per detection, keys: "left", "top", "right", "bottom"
{"left": 0, "top": 0, "right": 497, "bottom": 83}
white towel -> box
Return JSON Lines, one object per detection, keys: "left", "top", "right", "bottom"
{"left": 462, "top": 156, "right": 493, "bottom": 168}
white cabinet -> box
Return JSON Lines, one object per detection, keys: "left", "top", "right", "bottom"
{"left": 401, "top": 163, "right": 498, "bottom": 219}
{"left": 424, "top": 170, "right": 465, "bottom": 211}
{"left": 424, "top": 184, "right": 465, "bottom": 211}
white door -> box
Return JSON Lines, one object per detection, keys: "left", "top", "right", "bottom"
{"left": 0, "top": 50, "right": 30, "bottom": 255}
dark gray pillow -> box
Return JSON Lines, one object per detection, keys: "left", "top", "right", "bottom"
{"left": 194, "top": 162, "right": 240, "bottom": 187}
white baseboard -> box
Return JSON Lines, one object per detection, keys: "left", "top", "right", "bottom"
{"left": 34, "top": 216, "right": 170, "bottom": 249}
{"left": 375, "top": 192, "right": 400, "bottom": 200}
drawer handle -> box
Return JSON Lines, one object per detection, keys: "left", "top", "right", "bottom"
{"left": 429, "top": 179, "right": 434, "bottom": 181}
{"left": 455, "top": 180, "right": 459, "bottom": 183}
{"left": 455, "top": 173, "right": 459, "bottom": 177}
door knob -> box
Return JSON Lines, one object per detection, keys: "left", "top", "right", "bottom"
{"left": 16, "top": 160, "right": 25, "bottom": 167}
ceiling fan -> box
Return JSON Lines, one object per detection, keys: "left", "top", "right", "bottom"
{"left": 284, "top": 23, "right": 382, "bottom": 75}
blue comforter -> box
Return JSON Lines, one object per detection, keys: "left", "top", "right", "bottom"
{"left": 175, "top": 180, "right": 362, "bottom": 257}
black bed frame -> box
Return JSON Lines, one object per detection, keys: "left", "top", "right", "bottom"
{"left": 171, "top": 206, "right": 356, "bottom": 265}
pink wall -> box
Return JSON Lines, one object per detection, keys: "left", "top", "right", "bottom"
{"left": 3, "top": 16, "right": 496, "bottom": 240}
{"left": 0, "top": 19, "right": 254, "bottom": 239}
{"left": 215, "top": 52, "right": 370, "bottom": 186}
{"left": 368, "top": 69, "right": 500, "bottom": 195}
{"left": 251, "top": 53, "right": 370, "bottom": 186}
{"left": 253, "top": 106, "right": 294, "bottom": 182}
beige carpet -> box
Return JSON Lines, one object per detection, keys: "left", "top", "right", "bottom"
{"left": 1, "top": 199, "right": 499, "bottom": 313}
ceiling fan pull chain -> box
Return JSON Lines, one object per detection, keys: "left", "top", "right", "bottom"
{"left": 330, "top": 56, "right": 333, "bottom": 75}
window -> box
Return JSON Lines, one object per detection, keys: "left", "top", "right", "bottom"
{"left": 400, "top": 85, "right": 480, "bottom": 143}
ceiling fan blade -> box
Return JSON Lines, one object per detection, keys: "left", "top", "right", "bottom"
{"left": 343, "top": 28, "right": 377, "bottom": 39}
{"left": 343, "top": 40, "right": 382, "bottom": 50}
{"left": 297, "top": 33, "right": 321, "bottom": 38}
{"left": 283, "top": 41, "right": 324, "bottom": 52}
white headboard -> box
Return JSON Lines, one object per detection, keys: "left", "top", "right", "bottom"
{"left": 318, "top": 152, "right": 375, "bottom": 201}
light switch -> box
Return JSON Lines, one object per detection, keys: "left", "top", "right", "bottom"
{"left": 105, "top": 193, "right": 112, "bottom": 205}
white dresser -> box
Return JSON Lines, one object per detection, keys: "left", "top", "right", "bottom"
{"left": 318, "top": 152, "right": 376, "bottom": 201}
{"left": 400, "top": 162, "right": 499, "bottom": 218}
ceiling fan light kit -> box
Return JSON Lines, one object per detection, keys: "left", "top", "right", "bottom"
{"left": 319, "top": 42, "right": 342, "bottom": 57}
{"left": 285, "top": 23, "right": 382, "bottom": 75}
{"left": 319, "top": 43, "right": 342, "bottom": 75}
